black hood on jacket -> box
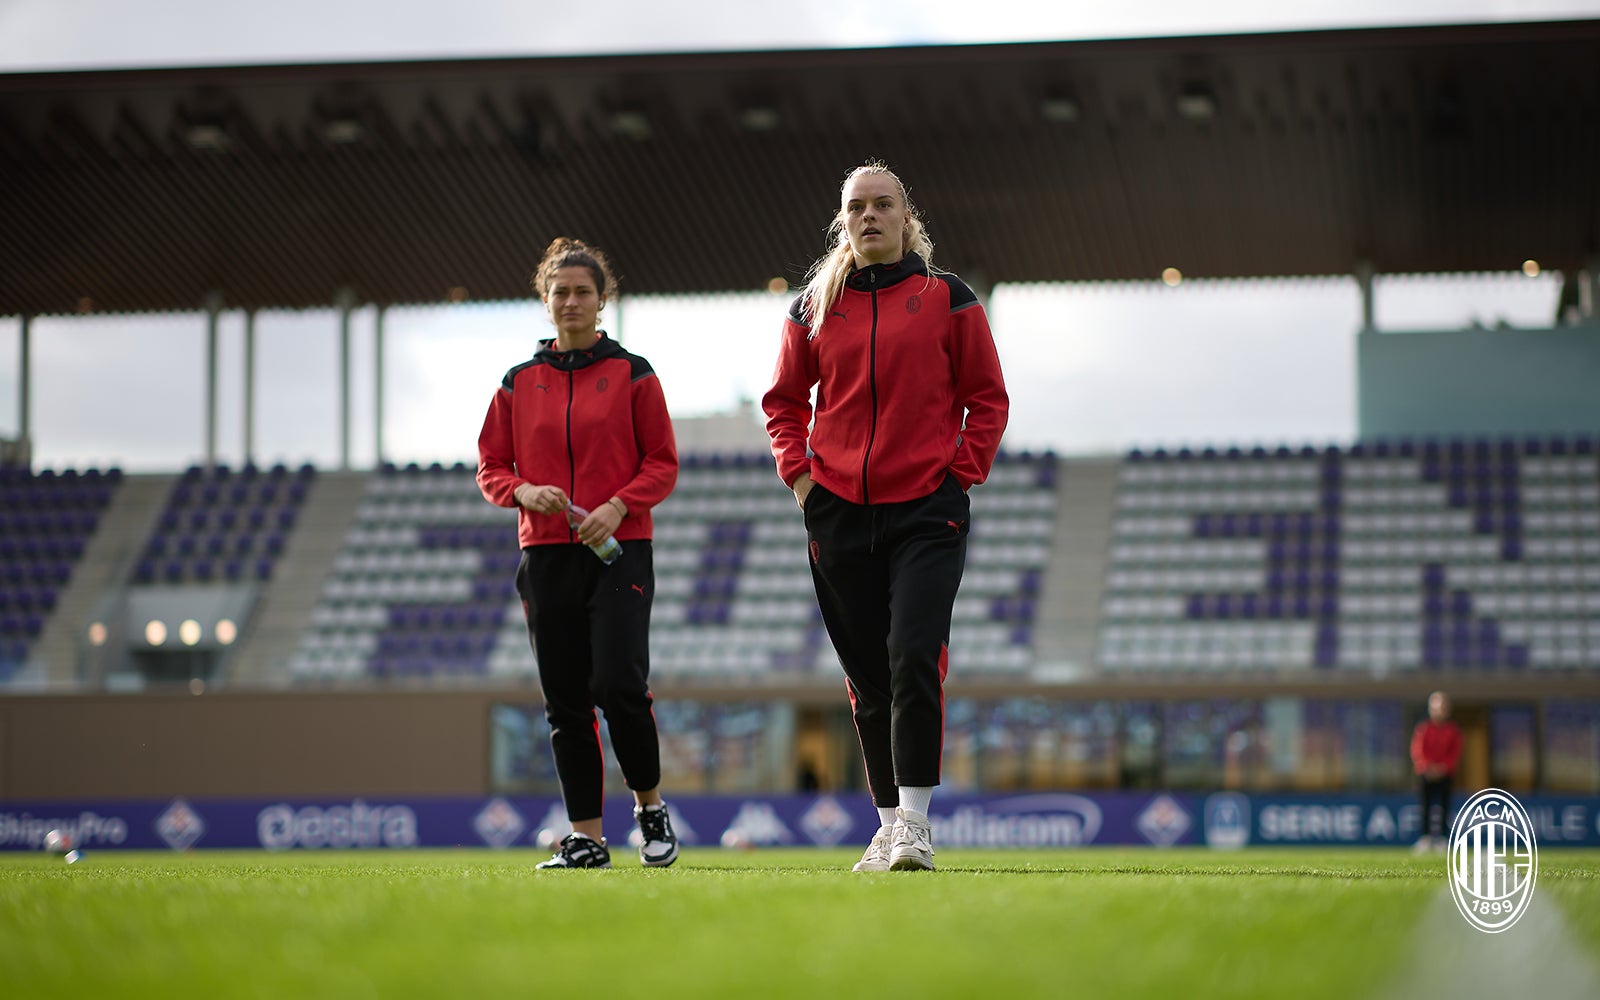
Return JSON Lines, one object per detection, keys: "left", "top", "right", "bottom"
{"left": 534, "top": 332, "right": 625, "bottom": 371}
{"left": 844, "top": 252, "right": 929, "bottom": 293}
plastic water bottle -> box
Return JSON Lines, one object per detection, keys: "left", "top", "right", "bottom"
{"left": 565, "top": 504, "right": 623, "bottom": 565}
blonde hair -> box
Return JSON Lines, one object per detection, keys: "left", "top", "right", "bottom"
{"left": 799, "top": 161, "right": 934, "bottom": 338}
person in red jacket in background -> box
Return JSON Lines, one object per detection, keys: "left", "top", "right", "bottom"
{"left": 763, "top": 161, "right": 1009, "bottom": 873}
{"left": 1410, "top": 690, "right": 1463, "bottom": 852}
{"left": 478, "top": 238, "right": 679, "bottom": 869}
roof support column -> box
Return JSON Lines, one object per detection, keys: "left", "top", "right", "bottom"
{"left": 204, "top": 291, "right": 223, "bottom": 468}
{"left": 1583, "top": 256, "right": 1599, "bottom": 320}
{"left": 18, "top": 314, "right": 31, "bottom": 465}
{"left": 374, "top": 304, "right": 386, "bottom": 467}
{"left": 335, "top": 288, "right": 356, "bottom": 472}
{"left": 243, "top": 309, "right": 257, "bottom": 466}
{"left": 1355, "top": 261, "right": 1376, "bottom": 332}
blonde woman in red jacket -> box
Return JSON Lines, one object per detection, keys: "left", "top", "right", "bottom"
{"left": 763, "top": 162, "right": 1009, "bottom": 872}
{"left": 478, "top": 238, "right": 680, "bottom": 869}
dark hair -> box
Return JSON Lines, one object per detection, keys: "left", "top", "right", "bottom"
{"left": 531, "top": 238, "right": 617, "bottom": 300}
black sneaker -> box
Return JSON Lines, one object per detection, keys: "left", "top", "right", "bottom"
{"left": 536, "top": 833, "right": 612, "bottom": 869}
{"left": 634, "top": 803, "right": 679, "bottom": 867}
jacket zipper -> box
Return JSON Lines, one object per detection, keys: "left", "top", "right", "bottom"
{"left": 565, "top": 368, "right": 577, "bottom": 543}
{"left": 861, "top": 270, "right": 879, "bottom": 505}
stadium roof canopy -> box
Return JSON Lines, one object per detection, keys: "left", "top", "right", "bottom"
{"left": 2, "top": 19, "right": 1597, "bottom": 315}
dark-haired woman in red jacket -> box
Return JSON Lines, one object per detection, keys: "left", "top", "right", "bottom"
{"left": 478, "top": 238, "right": 679, "bottom": 869}
{"left": 763, "top": 162, "right": 1009, "bottom": 873}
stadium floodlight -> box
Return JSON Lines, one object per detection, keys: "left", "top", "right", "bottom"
{"left": 738, "top": 105, "right": 781, "bottom": 132}
{"left": 145, "top": 620, "right": 168, "bottom": 646}
{"left": 608, "top": 109, "right": 652, "bottom": 141}
{"left": 1175, "top": 86, "right": 1217, "bottom": 122}
{"left": 87, "top": 622, "right": 107, "bottom": 647}
{"left": 1523, "top": 259, "right": 1541, "bottom": 277}
{"left": 179, "top": 620, "right": 203, "bottom": 647}
{"left": 216, "top": 619, "right": 238, "bottom": 645}
{"left": 322, "top": 118, "right": 364, "bottom": 144}
{"left": 184, "top": 123, "right": 230, "bottom": 152}
{"left": 1039, "top": 96, "right": 1080, "bottom": 124}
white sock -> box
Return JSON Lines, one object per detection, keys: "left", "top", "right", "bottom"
{"left": 898, "top": 786, "right": 934, "bottom": 818}
{"left": 877, "top": 806, "right": 898, "bottom": 828}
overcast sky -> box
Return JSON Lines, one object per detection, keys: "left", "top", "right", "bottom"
{"left": 0, "top": 1, "right": 1590, "bottom": 471}
{"left": 3, "top": 0, "right": 1597, "bottom": 69}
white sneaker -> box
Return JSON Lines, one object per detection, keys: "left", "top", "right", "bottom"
{"left": 889, "top": 807, "right": 934, "bottom": 872}
{"left": 633, "top": 803, "right": 679, "bottom": 868}
{"left": 852, "top": 825, "right": 893, "bottom": 872}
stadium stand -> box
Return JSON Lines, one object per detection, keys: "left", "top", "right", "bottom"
{"left": 0, "top": 466, "right": 121, "bottom": 681}
{"left": 1099, "top": 436, "right": 1600, "bottom": 673}
{"left": 131, "top": 463, "right": 315, "bottom": 585}
{"left": 290, "top": 451, "right": 1058, "bottom": 682}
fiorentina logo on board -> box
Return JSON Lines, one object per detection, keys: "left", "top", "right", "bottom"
{"left": 1136, "top": 794, "right": 1191, "bottom": 847}
{"left": 799, "top": 796, "right": 855, "bottom": 846}
{"left": 156, "top": 799, "right": 207, "bottom": 851}
{"left": 473, "top": 798, "right": 527, "bottom": 849}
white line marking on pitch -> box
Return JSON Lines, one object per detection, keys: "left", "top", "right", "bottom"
{"left": 1376, "top": 886, "right": 1600, "bottom": 1000}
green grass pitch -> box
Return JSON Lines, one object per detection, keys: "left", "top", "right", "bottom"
{"left": 4, "top": 847, "right": 1598, "bottom": 998}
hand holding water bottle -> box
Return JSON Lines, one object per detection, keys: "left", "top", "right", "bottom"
{"left": 566, "top": 500, "right": 625, "bottom": 564}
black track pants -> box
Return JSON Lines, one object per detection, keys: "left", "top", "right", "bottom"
{"left": 1420, "top": 775, "right": 1453, "bottom": 838}
{"left": 804, "top": 474, "right": 970, "bottom": 806}
{"left": 516, "top": 541, "right": 659, "bottom": 822}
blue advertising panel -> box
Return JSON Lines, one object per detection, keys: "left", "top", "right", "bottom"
{"left": 4, "top": 792, "right": 1597, "bottom": 852}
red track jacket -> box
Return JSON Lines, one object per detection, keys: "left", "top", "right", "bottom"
{"left": 763, "top": 253, "right": 1009, "bottom": 504}
{"left": 477, "top": 333, "right": 678, "bottom": 548}
{"left": 1410, "top": 719, "right": 1463, "bottom": 777}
